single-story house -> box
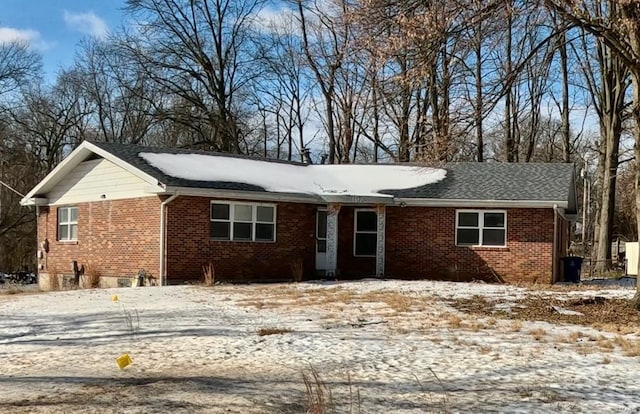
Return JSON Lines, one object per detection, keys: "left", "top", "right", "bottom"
{"left": 21, "top": 141, "right": 577, "bottom": 289}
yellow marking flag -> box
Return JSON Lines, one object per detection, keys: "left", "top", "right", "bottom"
{"left": 115, "top": 354, "right": 132, "bottom": 369}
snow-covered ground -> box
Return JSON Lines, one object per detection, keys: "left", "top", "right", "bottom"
{"left": 1, "top": 280, "right": 639, "bottom": 413}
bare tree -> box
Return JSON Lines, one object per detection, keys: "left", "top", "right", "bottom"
{"left": 123, "top": 0, "right": 265, "bottom": 152}
{"left": 545, "top": 0, "right": 640, "bottom": 306}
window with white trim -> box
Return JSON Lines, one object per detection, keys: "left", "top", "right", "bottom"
{"left": 58, "top": 206, "right": 78, "bottom": 241}
{"left": 456, "top": 210, "right": 506, "bottom": 247}
{"left": 354, "top": 209, "right": 377, "bottom": 256}
{"left": 210, "top": 202, "right": 276, "bottom": 242}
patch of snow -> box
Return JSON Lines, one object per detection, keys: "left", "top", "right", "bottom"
{"left": 0, "top": 280, "right": 638, "bottom": 413}
{"left": 140, "top": 152, "right": 447, "bottom": 197}
{"left": 551, "top": 305, "right": 584, "bottom": 316}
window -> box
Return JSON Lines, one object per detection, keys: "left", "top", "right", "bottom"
{"left": 57, "top": 206, "right": 78, "bottom": 241}
{"left": 210, "top": 202, "right": 276, "bottom": 242}
{"left": 354, "top": 209, "right": 377, "bottom": 256}
{"left": 456, "top": 210, "right": 506, "bottom": 247}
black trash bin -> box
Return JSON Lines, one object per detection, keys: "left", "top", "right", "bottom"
{"left": 561, "top": 256, "right": 583, "bottom": 283}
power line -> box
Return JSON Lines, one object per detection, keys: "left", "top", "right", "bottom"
{"left": 0, "top": 179, "right": 26, "bottom": 198}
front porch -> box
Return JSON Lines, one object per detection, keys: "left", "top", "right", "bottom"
{"left": 317, "top": 204, "right": 387, "bottom": 279}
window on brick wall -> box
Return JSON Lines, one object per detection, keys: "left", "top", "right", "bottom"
{"left": 210, "top": 202, "right": 276, "bottom": 242}
{"left": 455, "top": 210, "right": 506, "bottom": 247}
{"left": 57, "top": 206, "right": 78, "bottom": 241}
{"left": 354, "top": 209, "right": 377, "bottom": 256}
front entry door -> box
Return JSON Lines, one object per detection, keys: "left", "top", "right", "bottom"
{"left": 315, "top": 209, "right": 327, "bottom": 272}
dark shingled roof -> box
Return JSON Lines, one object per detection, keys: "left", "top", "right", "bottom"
{"left": 383, "top": 162, "right": 575, "bottom": 202}
{"left": 90, "top": 141, "right": 576, "bottom": 210}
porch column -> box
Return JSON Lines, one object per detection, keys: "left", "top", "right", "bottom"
{"left": 376, "top": 205, "right": 386, "bottom": 277}
{"left": 326, "top": 203, "right": 341, "bottom": 277}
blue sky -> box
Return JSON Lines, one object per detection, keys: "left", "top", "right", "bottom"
{"left": 0, "top": 0, "right": 127, "bottom": 82}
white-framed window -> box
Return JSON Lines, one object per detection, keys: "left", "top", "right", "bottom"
{"left": 57, "top": 206, "right": 78, "bottom": 241}
{"left": 354, "top": 209, "right": 377, "bottom": 257}
{"left": 455, "top": 210, "right": 506, "bottom": 247}
{"left": 210, "top": 201, "right": 276, "bottom": 242}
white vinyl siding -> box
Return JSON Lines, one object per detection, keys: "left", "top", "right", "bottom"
{"left": 48, "top": 159, "right": 150, "bottom": 205}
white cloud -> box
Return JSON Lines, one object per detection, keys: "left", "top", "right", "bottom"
{"left": 0, "top": 27, "right": 52, "bottom": 50}
{"left": 0, "top": 27, "right": 40, "bottom": 45}
{"left": 63, "top": 10, "right": 108, "bottom": 39}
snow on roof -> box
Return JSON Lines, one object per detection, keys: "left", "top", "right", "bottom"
{"left": 140, "top": 152, "right": 447, "bottom": 197}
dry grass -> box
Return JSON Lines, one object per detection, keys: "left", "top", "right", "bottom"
{"left": 290, "top": 258, "right": 304, "bottom": 283}
{"left": 202, "top": 263, "right": 215, "bottom": 287}
{"left": 256, "top": 327, "right": 293, "bottom": 336}
{"left": 613, "top": 336, "right": 640, "bottom": 356}
{"left": 527, "top": 328, "right": 547, "bottom": 341}
{"left": 448, "top": 295, "right": 640, "bottom": 335}
{"left": 510, "top": 320, "right": 523, "bottom": 332}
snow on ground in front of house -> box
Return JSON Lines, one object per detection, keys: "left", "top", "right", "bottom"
{"left": 0, "top": 280, "right": 639, "bottom": 413}
{"left": 140, "top": 152, "right": 447, "bottom": 197}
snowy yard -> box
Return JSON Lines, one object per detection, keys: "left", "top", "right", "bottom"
{"left": 1, "top": 280, "right": 640, "bottom": 413}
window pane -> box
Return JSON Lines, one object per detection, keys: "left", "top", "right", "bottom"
{"left": 69, "top": 207, "right": 78, "bottom": 222}
{"left": 233, "top": 222, "right": 252, "bottom": 240}
{"left": 70, "top": 224, "right": 78, "bottom": 240}
{"left": 458, "top": 212, "right": 478, "bottom": 227}
{"left": 356, "top": 211, "right": 377, "bottom": 232}
{"left": 59, "top": 225, "right": 69, "bottom": 241}
{"left": 483, "top": 229, "right": 505, "bottom": 246}
{"left": 355, "top": 233, "right": 377, "bottom": 256}
{"left": 211, "top": 204, "right": 230, "bottom": 220}
{"left": 256, "top": 206, "right": 274, "bottom": 223}
{"left": 317, "top": 240, "right": 327, "bottom": 253}
{"left": 484, "top": 212, "right": 505, "bottom": 228}
{"left": 58, "top": 208, "right": 68, "bottom": 223}
{"left": 210, "top": 222, "right": 230, "bottom": 239}
{"left": 234, "top": 204, "right": 253, "bottom": 222}
{"left": 317, "top": 211, "right": 327, "bottom": 238}
{"left": 255, "top": 223, "right": 274, "bottom": 241}
{"left": 457, "top": 228, "right": 479, "bottom": 245}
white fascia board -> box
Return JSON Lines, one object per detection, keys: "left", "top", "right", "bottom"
{"left": 394, "top": 198, "right": 569, "bottom": 209}
{"left": 319, "top": 194, "right": 395, "bottom": 205}
{"left": 162, "top": 186, "right": 322, "bottom": 204}
{"left": 20, "top": 141, "right": 163, "bottom": 206}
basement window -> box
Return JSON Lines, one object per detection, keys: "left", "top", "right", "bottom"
{"left": 57, "top": 206, "right": 78, "bottom": 241}
{"left": 210, "top": 202, "right": 276, "bottom": 242}
{"left": 456, "top": 210, "right": 506, "bottom": 247}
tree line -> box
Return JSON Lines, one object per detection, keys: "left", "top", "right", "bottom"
{"left": 0, "top": 0, "right": 636, "bottom": 288}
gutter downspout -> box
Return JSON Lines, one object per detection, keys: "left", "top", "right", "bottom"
{"left": 552, "top": 204, "right": 559, "bottom": 284}
{"left": 159, "top": 193, "right": 179, "bottom": 286}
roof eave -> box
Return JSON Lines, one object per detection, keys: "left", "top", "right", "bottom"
{"left": 163, "top": 186, "right": 322, "bottom": 203}
{"left": 394, "top": 198, "right": 569, "bottom": 209}
{"left": 22, "top": 141, "right": 163, "bottom": 205}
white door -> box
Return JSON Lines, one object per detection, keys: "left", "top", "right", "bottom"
{"left": 315, "top": 209, "right": 327, "bottom": 272}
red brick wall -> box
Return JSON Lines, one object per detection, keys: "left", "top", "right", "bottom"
{"left": 165, "top": 197, "right": 317, "bottom": 283}
{"left": 337, "top": 207, "right": 376, "bottom": 278}
{"left": 385, "top": 207, "right": 554, "bottom": 283}
{"left": 37, "top": 197, "right": 161, "bottom": 280}
{"left": 38, "top": 197, "right": 556, "bottom": 285}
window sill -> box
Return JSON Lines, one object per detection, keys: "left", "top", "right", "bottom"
{"left": 457, "top": 245, "right": 508, "bottom": 251}
{"left": 209, "top": 239, "right": 276, "bottom": 244}
{"left": 56, "top": 240, "right": 79, "bottom": 245}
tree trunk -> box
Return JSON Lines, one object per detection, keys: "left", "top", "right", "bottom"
{"left": 632, "top": 72, "right": 640, "bottom": 308}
